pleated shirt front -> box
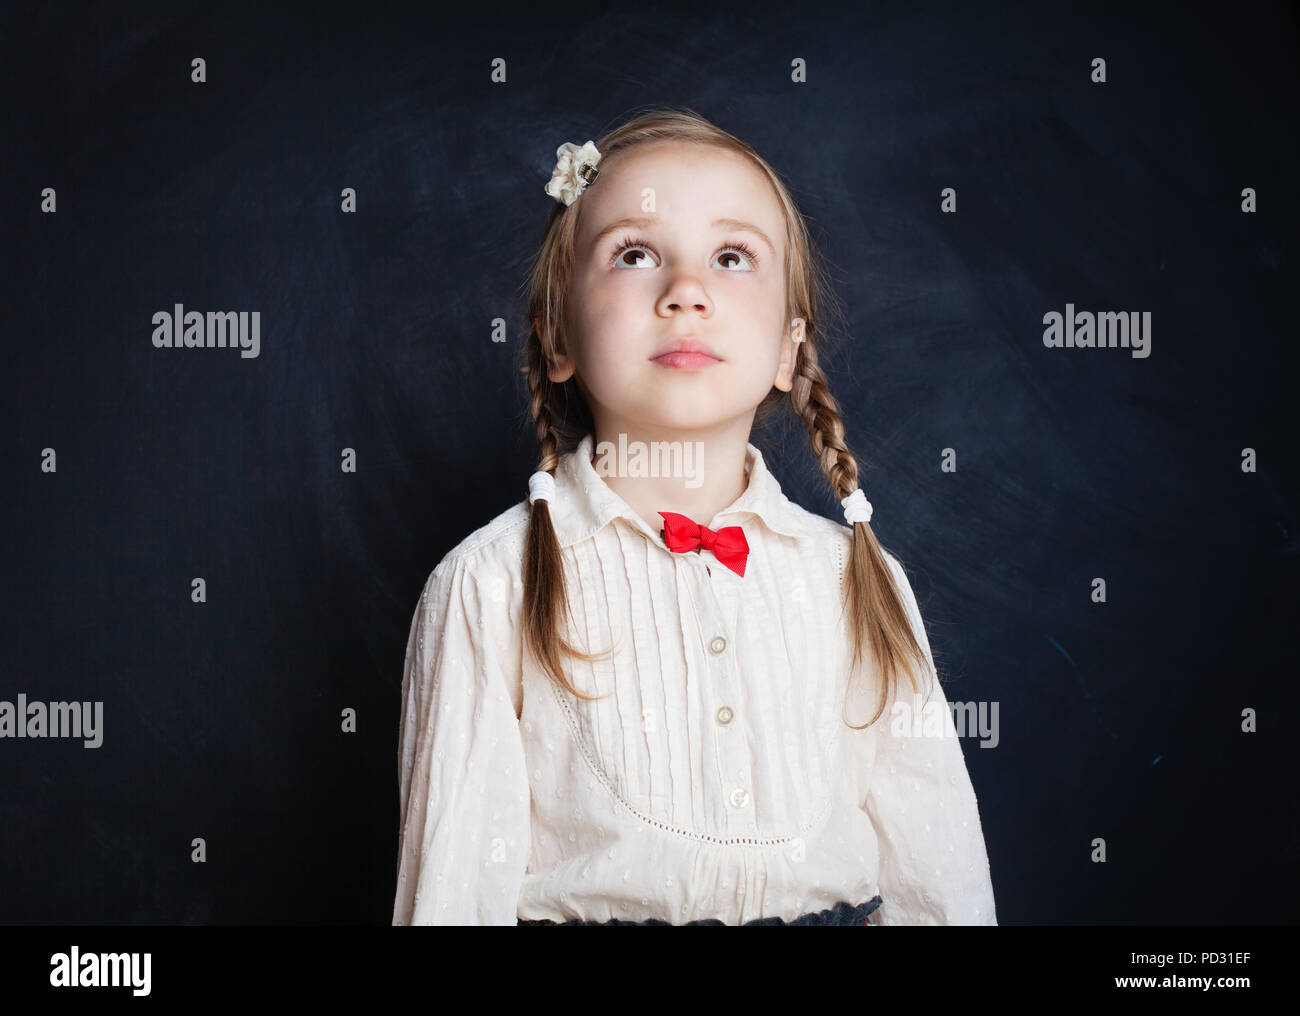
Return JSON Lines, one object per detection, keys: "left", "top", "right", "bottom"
{"left": 392, "top": 432, "right": 998, "bottom": 926}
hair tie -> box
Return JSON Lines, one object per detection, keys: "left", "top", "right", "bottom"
{"left": 528, "top": 470, "right": 556, "bottom": 505}
{"left": 544, "top": 140, "right": 602, "bottom": 206}
{"left": 841, "top": 487, "right": 873, "bottom": 525}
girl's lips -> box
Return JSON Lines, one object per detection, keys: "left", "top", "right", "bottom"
{"left": 651, "top": 351, "right": 722, "bottom": 369}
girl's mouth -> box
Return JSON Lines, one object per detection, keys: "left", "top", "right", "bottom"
{"left": 651, "top": 352, "right": 722, "bottom": 370}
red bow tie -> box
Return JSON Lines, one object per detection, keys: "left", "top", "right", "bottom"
{"left": 658, "top": 511, "right": 749, "bottom": 577}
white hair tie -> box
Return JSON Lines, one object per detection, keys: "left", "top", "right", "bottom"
{"left": 841, "top": 487, "right": 873, "bottom": 525}
{"left": 528, "top": 470, "right": 556, "bottom": 505}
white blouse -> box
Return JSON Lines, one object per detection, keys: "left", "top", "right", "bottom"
{"left": 392, "top": 432, "right": 997, "bottom": 926}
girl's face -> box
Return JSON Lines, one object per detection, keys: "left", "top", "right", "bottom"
{"left": 545, "top": 141, "right": 804, "bottom": 436}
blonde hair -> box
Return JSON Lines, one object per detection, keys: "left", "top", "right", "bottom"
{"left": 514, "top": 106, "right": 933, "bottom": 729}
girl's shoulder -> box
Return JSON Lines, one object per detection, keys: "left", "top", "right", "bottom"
{"left": 782, "top": 498, "right": 900, "bottom": 563}
{"left": 787, "top": 499, "right": 909, "bottom": 582}
{"left": 430, "top": 499, "right": 530, "bottom": 579}
{"left": 411, "top": 501, "right": 530, "bottom": 630}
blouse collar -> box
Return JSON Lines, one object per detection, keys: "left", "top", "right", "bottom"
{"left": 546, "top": 432, "right": 813, "bottom": 550}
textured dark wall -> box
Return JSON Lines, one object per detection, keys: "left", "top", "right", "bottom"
{"left": 1, "top": 0, "right": 1296, "bottom": 924}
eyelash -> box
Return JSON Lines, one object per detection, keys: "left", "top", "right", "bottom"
{"left": 608, "top": 234, "right": 761, "bottom": 270}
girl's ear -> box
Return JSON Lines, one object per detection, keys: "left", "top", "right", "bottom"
{"left": 772, "top": 316, "right": 805, "bottom": 392}
{"left": 537, "top": 317, "right": 577, "bottom": 383}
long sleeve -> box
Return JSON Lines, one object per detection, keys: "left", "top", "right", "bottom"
{"left": 392, "top": 554, "right": 531, "bottom": 925}
{"left": 859, "top": 553, "right": 998, "bottom": 925}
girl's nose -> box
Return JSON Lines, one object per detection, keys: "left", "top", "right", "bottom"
{"left": 657, "top": 275, "right": 712, "bottom": 317}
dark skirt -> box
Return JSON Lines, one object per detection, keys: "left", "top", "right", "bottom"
{"left": 519, "top": 895, "right": 883, "bottom": 926}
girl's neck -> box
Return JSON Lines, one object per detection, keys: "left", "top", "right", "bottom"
{"left": 588, "top": 420, "right": 755, "bottom": 534}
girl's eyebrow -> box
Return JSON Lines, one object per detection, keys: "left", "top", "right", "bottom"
{"left": 590, "top": 216, "right": 776, "bottom": 257}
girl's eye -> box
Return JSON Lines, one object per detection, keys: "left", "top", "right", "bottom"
{"left": 610, "top": 237, "right": 657, "bottom": 269}
{"left": 608, "top": 235, "right": 760, "bottom": 271}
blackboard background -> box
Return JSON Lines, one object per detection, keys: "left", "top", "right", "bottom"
{"left": 1, "top": 0, "right": 1296, "bottom": 924}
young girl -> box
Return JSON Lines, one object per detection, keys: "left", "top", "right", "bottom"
{"left": 392, "top": 108, "right": 997, "bottom": 926}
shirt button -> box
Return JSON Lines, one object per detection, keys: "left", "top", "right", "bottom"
{"left": 716, "top": 706, "right": 734, "bottom": 725}
{"left": 729, "top": 787, "right": 749, "bottom": 808}
{"left": 708, "top": 635, "right": 728, "bottom": 655}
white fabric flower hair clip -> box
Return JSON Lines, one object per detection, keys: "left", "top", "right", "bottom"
{"left": 544, "top": 140, "right": 602, "bottom": 206}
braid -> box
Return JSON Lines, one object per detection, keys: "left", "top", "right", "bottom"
{"left": 788, "top": 341, "right": 858, "bottom": 499}
{"left": 788, "top": 339, "right": 932, "bottom": 728}
{"left": 525, "top": 334, "right": 563, "bottom": 474}
{"left": 521, "top": 329, "right": 615, "bottom": 703}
